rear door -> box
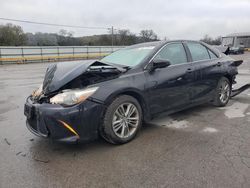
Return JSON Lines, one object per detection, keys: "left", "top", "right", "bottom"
{"left": 184, "top": 41, "right": 223, "bottom": 103}
{"left": 145, "top": 42, "right": 195, "bottom": 114}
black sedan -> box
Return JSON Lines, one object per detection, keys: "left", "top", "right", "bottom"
{"left": 24, "top": 40, "right": 240, "bottom": 144}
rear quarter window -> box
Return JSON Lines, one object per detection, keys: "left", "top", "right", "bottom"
{"left": 208, "top": 49, "right": 218, "bottom": 59}
{"left": 187, "top": 42, "right": 210, "bottom": 61}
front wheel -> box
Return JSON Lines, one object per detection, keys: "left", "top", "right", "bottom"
{"left": 100, "top": 95, "right": 142, "bottom": 144}
{"left": 212, "top": 77, "right": 231, "bottom": 107}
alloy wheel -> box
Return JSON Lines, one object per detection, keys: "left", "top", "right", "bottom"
{"left": 219, "top": 80, "right": 230, "bottom": 103}
{"left": 112, "top": 103, "right": 140, "bottom": 138}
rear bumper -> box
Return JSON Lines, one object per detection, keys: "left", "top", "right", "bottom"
{"left": 24, "top": 97, "right": 105, "bottom": 143}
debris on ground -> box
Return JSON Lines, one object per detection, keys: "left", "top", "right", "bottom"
{"left": 21, "top": 153, "right": 26, "bottom": 157}
{"left": 4, "top": 138, "right": 11, "bottom": 145}
{"left": 16, "top": 152, "right": 22, "bottom": 156}
{"left": 33, "top": 157, "right": 49, "bottom": 163}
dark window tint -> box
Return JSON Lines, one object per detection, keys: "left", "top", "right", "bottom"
{"left": 187, "top": 42, "right": 210, "bottom": 61}
{"left": 208, "top": 49, "right": 218, "bottom": 59}
{"left": 154, "top": 43, "right": 187, "bottom": 65}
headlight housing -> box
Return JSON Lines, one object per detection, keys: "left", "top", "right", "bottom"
{"left": 50, "top": 87, "right": 99, "bottom": 106}
{"left": 32, "top": 84, "right": 43, "bottom": 98}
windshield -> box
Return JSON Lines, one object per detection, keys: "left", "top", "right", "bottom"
{"left": 101, "top": 46, "right": 156, "bottom": 67}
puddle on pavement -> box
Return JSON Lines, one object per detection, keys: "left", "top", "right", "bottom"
{"left": 150, "top": 116, "right": 189, "bottom": 129}
{"left": 202, "top": 127, "right": 218, "bottom": 133}
{"left": 220, "top": 102, "right": 249, "bottom": 119}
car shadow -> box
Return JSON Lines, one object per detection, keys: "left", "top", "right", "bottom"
{"left": 27, "top": 103, "right": 221, "bottom": 162}
{"left": 146, "top": 103, "right": 214, "bottom": 124}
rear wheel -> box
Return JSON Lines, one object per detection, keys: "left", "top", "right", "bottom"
{"left": 100, "top": 95, "right": 142, "bottom": 144}
{"left": 212, "top": 77, "right": 231, "bottom": 107}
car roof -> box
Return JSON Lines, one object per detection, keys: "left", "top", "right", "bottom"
{"left": 125, "top": 41, "right": 164, "bottom": 49}
{"left": 127, "top": 40, "right": 204, "bottom": 49}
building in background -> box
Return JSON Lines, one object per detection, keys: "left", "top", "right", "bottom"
{"left": 221, "top": 32, "right": 250, "bottom": 54}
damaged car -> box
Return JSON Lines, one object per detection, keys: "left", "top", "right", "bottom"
{"left": 24, "top": 40, "right": 249, "bottom": 144}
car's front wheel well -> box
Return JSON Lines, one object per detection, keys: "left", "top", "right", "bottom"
{"left": 121, "top": 91, "right": 149, "bottom": 120}
{"left": 100, "top": 95, "right": 143, "bottom": 144}
{"left": 105, "top": 91, "right": 149, "bottom": 122}
{"left": 223, "top": 74, "right": 233, "bottom": 85}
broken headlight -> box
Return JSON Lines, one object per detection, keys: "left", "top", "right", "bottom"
{"left": 32, "top": 84, "right": 43, "bottom": 98}
{"left": 50, "top": 87, "right": 98, "bottom": 106}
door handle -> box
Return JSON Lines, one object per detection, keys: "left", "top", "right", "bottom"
{"left": 186, "top": 68, "right": 193, "bottom": 73}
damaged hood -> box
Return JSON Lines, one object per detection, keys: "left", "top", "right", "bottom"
{"left": 42, "top": 60, "right": 123, "bottom": 94}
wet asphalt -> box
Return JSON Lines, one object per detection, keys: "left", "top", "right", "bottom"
{"left": 1, "top": 53, "right": 250, "bottom": 188}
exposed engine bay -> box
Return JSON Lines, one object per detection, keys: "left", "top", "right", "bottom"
{"left": 61, "top": 67, "right": 121, "bottom": 91}
{"left": 31, "top": 61, "right": 124, "bottom": 103}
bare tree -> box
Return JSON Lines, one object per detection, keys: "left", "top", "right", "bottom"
{"left": 0, "top": 23, "right": 161, "bottom": 46}
{"left": 140, "top": 30, "right": 158, "bottom": 42}
{"left": 200, "top": 34, "right": 221, "bottom": 45}
{"left": 58, "top": 29, "right": 74, "bottom": 37}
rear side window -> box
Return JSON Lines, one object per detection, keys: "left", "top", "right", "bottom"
{"left": 187, "top": 42, "right": 210, "bottom": 61}
{"left": 208, "top": 49, "right": 218, "bottom": 59}
{"left": 154, "top": 43, "right": 187, "bottom": 65}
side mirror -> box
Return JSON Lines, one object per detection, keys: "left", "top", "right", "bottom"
{"left": 150, "top": 59, "right": 171, "bottom": 72}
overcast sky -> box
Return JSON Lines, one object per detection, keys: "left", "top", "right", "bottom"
{"left": 1, "top": 0, "right": 250, "bottom": 39}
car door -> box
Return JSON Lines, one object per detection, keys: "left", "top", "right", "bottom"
{"left": 185, "top": 41, "right": 223, "bottom": 103}
{"left": 144, "top": 42, "right": 195, "bottom": 115}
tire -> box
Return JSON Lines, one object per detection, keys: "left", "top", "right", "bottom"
{"left": 212, "top": 77, "right": 231, "bottom": 107}
{"left": 100, "top": 95, "right": 142, "bottom": 144}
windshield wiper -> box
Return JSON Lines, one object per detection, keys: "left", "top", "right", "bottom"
{"left": 87, "top": 65, "right": 120, "bottom": 73}
{"left": 122, "top": 66, "right": 131, "bottom": 71}
{"left": 94, "top": 60, "right": 130, "bottom": 72}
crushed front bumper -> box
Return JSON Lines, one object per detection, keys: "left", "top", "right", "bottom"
{"left": 24, "top": 97, "right": 105, "bottom": 143}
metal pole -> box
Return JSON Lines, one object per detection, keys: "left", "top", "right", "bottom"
{"left": 111, "top": 26, "right": 114, "bottom": 51}
{"left": 0, "top": 48, "right": 2, "bottom": 65}
{"left": 57, "top": 47, "right": 59, "bottom": 59}
{"left": 40, "top": 47, "right": 43, "bottom": 63}
{"left": 86, "top": 46, "right": 89, "bottom": 60}
{"left": 21, "top": 47, "right": 24, "bottom": 57}
{"left": 21, "top": 47, "right": 24, "bottom": 63}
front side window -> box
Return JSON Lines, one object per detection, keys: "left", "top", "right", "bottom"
{"left": 187, "top": 42, "right": 210, "bottom": 61}
{"left": 154, "top": 43, "right": 187, "bottom": 65}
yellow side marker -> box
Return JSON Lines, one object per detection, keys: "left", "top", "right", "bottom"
{"left": 58, "top": 120, "right": 79, "bottom": 138}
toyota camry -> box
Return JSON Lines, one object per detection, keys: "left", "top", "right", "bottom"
{"left": 24, "top": 40, "right": 243, "bottom": 144}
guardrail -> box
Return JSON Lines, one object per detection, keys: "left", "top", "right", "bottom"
{"left": 0, "top": 46, "right": 125, "bottom": 65}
